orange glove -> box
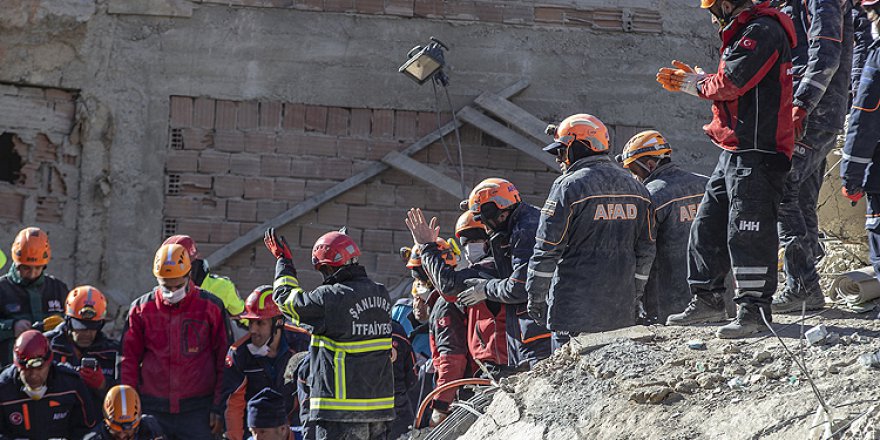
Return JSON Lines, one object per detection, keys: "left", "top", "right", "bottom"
{"left": 657, "top": 60, "right": 705, "bottom": 96}
{"left": 792, "top": 106, "right": 808, "bottom": 141}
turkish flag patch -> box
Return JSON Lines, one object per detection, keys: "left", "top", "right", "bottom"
{"left": 437, "top": 316, "right": 450, "bottom": 328}
{"left": 739, "top": 37, "right": 757, "bottom": 51}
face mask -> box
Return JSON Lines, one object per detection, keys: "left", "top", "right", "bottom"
{"left": 464, "top": 243, "right": 487, "bottom": 264}
{"left": 414, "top": 284, "right": 431, "bottom": 300}
{"left": 22, "top": 384, "right": 47, "bottom": 400}
{"left": 246, "top": 342, "right": 270, "bottom": 357}
{"left": 161, "top": 281, "right": 188, "bottom": 304}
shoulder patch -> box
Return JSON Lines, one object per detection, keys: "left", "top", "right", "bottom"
{"left": 541, "top": 200, "right": 557, "bottom": 217}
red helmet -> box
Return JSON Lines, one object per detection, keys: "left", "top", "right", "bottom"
{"left": 240, "top": 285, "right": 282, "bottom": 320}
{"left": 162, "top": 235, "right": 200, "bottom": 260}
{"left": 312, "top": 232, "right": 361, "bottom": 268}
{"left": 14, "top": 330, "right": 52, "bottom": 369}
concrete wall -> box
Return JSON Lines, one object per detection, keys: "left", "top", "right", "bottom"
{"left": 0, "top": 0, "right": 720, "bottom": 305}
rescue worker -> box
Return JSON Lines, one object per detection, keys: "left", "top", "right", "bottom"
{"left": 84, "top": 385, "right": 167, "bottom": 440}
{"left": 853, "top": 0, "right": 873, "bottom": 104}
{"left": 121, "top": 243, "right": 231, "bottom": 439}
{"left": 0, "top": 330, "right": 97, "bottom": 437}
{"left": 45, "top": 285, "right": 121, "bottom": 405}
{"left": 390, "top": 319, "right": 416, "bottom": 439}
{"left": 246, "top": 388, "right": 291, "bottom": 440}
{"left": 774, "top": 0, "right": 853, "bottom": 312}
{"left": 525, "top": 114, "right": 655, "bottom": 349}
{"left": 222, "top": 286, "right": 297, "bottom": 440}
{"left": 458, "top": 178, "right": 552, "bottom": 366}
{"left": 266, "top": 228, "right": 394, "bottom": 440}
{"left": 657, "top": 0, "right": 796, "bottom": 338}
{"left": 405, "top": 209, "right": 509, "bottom": 371}
{"left": 163, "top": 235, "right": 245, "bottom": 318}
{"left": 840, "top": 0, "right": 880, "bottom": 283}
{"left": 402, "top": 242, "right": 469, "bottom": 427}
{"left": 618, "top": 130, "right": 708, "bottom": 324}
{"left": 0, "top": 227, "right": 68, "bottom": 365}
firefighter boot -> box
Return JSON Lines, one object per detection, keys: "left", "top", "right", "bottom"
{"left": 665, "top": 294, "right": 726, "bottom": 326}
{"left": 716, "top": 306, "right": 768, "bottom": 339}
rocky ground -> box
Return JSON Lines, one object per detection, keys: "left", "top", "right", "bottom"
{"left": 453, "top": 242, "right": 880, "bottom": 440}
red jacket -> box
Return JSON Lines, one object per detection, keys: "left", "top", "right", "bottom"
{"left": 121, "top": 284, "right": 231, "bottom": 414}
{"left": 466, "top": 301, "right": 507, "bottom": 367}
{"left": 699, "top": 2, "right": 797, "bottom": 159}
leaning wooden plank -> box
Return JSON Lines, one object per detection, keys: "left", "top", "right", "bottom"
{"left": 207, "top": 79, "right": 530, "bottom": 267}
{"left": 457, "top": 107, "right": 559, "bottom": 171}
{"left": 474, "top": 92, "right": 550, "bottom": 144}
{"left": 382, "top": 151, "right": 464, "bottom": 199}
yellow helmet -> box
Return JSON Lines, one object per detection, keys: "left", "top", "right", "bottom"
{"left": 152, "top": 244, "right": 191, "bottom": 278}
{"left": 103, "top": 385, "right": 142, "bottom": 433}
{"left": 618, "top": 130, "right": 672, "bottom": 169}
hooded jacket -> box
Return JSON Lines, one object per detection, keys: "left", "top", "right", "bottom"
{"left": 0, "top": 265, "right": 68, "bottom": 365}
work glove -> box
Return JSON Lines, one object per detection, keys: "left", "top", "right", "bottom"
{"left": 842, "top": 186, "right": 864, "bottom": 205}
{"left": 209, "top": 410, "right": 224, "bottom": 435}
{"left": 792, "top": 106, "right": 808, "bottom": 141}
{"left": 430, "top": 408, "right": 450, "bottom": 427}
{"left": 635, "top": 300, "right": 649, "bottom": 325}
{"left": 458, "top": 279, "right": 489, "bottom": 307}
{"left": 79, "top": 366, "right": 105, "bottom": 390}
{"left": 264, "top": 228, "right": 292, "bottom": 260}
{"left": 656, "top": 60, "right": 706, "bottom": 97}
{"left": 527, "top": 299, "right": 548, "bottom": 327}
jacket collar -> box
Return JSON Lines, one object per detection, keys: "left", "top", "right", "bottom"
{"left": 153, "top": 281, "right": 199, "bottom": 309}
{"left": 565, "top": 154, "right": 611, "bottom": 174}
{"left": 643, "top": 162, "right": 678, "bottom": 185}
{"left": 721, "top": 2, "right": 797, "bottom": 48}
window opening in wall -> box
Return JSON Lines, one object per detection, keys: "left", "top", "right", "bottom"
{"left": 169, "top": 128, "right": 184, "bottom": 150}
{"left": 163, "top": 218, "right": 177, "bottom": 238}
{"left": 0, "top": 133, "right": 23, "bottom": 184}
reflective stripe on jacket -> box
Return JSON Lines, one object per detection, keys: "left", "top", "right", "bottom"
{"left": 273, "top": 262, "right": 394, "bottom": 422}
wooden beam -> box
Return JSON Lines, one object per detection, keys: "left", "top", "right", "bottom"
{"left": 382, "top": 151, "right": 464, "bottom": 199}
{"left": 457, "top": 107, "right": 559, "bottom": 171}
{"left": 474, "top": 92, "right": 550, "bottom": 144}
{"left": 207, "top": 79, "right": 530, "bottom": 267}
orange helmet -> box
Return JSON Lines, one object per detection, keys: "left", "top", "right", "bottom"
{"left": 152, "top": 243, "right": 191, "bottom": 278}
{"left": 701, "top": 0, "right": 716, "bottom": 8}
{"left": 618, "top": 130, "right": 672, "bottom": 169}
{"left": 455, "top": 211, "right": 489, "bottom": 243}
{"left": 466, "top": 178, "right": 521, "bottom": 215}
{"left": 65, "top": 286, "right": 107, "bottom": 323}
{"left": 11, "top": 227, "right": 51, "bottom": 266}
{"left": 403, "top": 239, "right": 457, "bottom": 269}
{"left": 544, "top": 114, "right": 610, "bottom": 164}
{"left": 240, "top": 285, "right": 282, "bottom": 320}
{"left": 104, "top": 385, "right": 142, "bottom": 433}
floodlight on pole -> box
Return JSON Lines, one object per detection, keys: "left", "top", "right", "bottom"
{"left": 398, "top": 37, "right": 449, "bottom": 86}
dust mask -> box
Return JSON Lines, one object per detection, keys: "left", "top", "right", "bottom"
{"left": 22, "top": 384, "right": 47, "bottom": 400}
{"left": 414, "top": 284, "right": 431, "bottom": 299}
{"left": 464, "top": 243, "right": 487, "bottom": 264}
{"left": 247, "top": 342, "right": 270, "bottom": 357}
{"left": 161, "top": 281, "right": 188, "bottom": 304}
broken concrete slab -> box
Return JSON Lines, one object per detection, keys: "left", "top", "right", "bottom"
{"left": 569, "top": 325, "right": 656, "bottom": 354}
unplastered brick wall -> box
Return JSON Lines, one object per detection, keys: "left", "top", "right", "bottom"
{"left": 165, "top": 96, "right": 559, "bottom": 294}
{"left": 193, "top": 0, "right": 663, "bottom": 33}
{"left": 0, "top": 84, "right": 79, "bottom": 282}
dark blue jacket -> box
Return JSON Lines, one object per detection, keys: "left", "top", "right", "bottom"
{"left": 642, "top": 163, "right": 708, "bottom": 323}
{"left": 45, "top": 322, "right": 121, "bottom": 413}
{"left": 526, "top": 155, "right": 656, "bottom": 333}
{"left": 841, "top": 40, "right": 880, "bottom": 194}
{"left": 84, "top": 414, "right": 166, "bottom": 439}
{"left": 784, "top": 0, "right": 854, "bottom": 134}
{"left": 485, "top": 203, "right": 551, "bottom": 367}
{"left": 0, "top": 268, "right": 68, "bottom": 366}
{"left": 273, "top": 262, "right": 394, "bottom": 423}
{"left": 221, "top": 331, "right": 297, "bottom": 440}
{"left": 852, "top": 4, "right": 872, "bottom": 97}
{"left": 0, "top": 363, "right": 98, "bottom": 439}
{"left": 390, "top": 321, "right": 415, "bottom": 440}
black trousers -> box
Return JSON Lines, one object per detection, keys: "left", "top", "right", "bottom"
{"left": 687, "top": 150, "right": 788, "bottom": 317}
{"left": 315, "top": 421, "right": 390, "bottom": 440}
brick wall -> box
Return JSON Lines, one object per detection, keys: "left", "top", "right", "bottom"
{"left": 0, "top": 84, "right": 79, "bottom": 283}
{"left": 165, "top": 96, "right": 562, "bottom": 295}
{"left": 193, "top": 0, "right": 663, "bottom": 33}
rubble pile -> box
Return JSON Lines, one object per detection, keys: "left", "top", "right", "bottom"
{"left": 459, "top": 314, "right": 880, "bottom": 440}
